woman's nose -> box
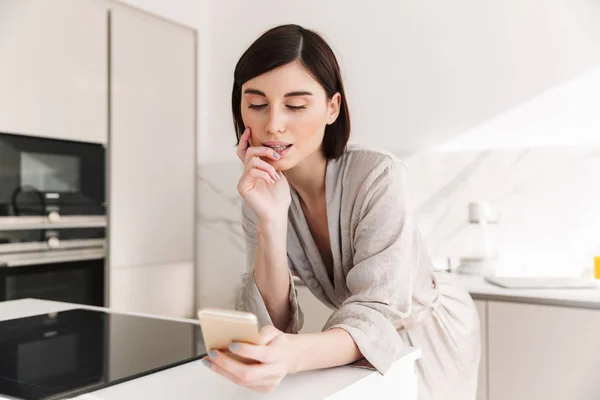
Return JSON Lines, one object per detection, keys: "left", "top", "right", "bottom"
{"left": 265, "top": 107, "right": 286, "bottom": 134}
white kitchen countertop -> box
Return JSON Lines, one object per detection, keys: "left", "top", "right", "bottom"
{"left": 0, "top": 299, "right": 421, "bottom": 400}
{"left": 293, "top": 273, "right": 600, "bottom": 310}
{"left": 452, "top": 273, "right": 600, "bottom": 310}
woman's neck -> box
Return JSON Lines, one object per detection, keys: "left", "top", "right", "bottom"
{"left": 283, "top": 150, "right": 327, "bottom": 206}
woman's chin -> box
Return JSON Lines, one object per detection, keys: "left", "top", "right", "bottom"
{"left": 270, "top": 159, "right": 295, "bottom": 171}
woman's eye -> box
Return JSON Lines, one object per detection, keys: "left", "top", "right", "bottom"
{"left": 248, "top": 104, "right": 267, "bottom": 110}
{"left": 287, "top": 105, "right": 307, "bottom": 111}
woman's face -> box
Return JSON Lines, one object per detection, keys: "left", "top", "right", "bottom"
{"left": 241, "top": 61, "right": 340, "bottom": 171}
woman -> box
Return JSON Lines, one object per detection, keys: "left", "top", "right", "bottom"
{"left": 202, "top": 24, "right": 481, "bottom": 399}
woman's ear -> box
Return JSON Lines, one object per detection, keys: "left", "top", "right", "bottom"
{"left": 326, "top": 93, "right": 341, "bottom": 125}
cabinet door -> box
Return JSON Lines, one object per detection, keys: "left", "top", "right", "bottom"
{"left": 473, "top": 300, "right": 488, "bottom": 400}
{"left": 108, "top": 3, "right": 196, "bottom": 269}
{"left": 109, "top": 261, "right": 194, "bottom": 317}
{"left": 488, "top": 301, "right": 600, "bottom": 400}
{"left": 0, "top": 0, "right": 107, "bottom": 143}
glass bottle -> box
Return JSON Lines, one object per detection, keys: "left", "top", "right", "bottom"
{"left": 457, "top": 202, "right": 500, "bottom": 276}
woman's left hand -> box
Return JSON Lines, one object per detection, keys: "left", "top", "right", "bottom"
{"left": 203, "top": 325, "right": 301, "bottom": 393}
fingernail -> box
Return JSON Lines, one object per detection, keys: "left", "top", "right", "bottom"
{"left": 273, "top": 152, "right": 280, "bottom": 159}
{"left": 270, "top": 178, "right": 275, "bottom": 184}
{"left": 202, "top": 358, "right": 211, "bottom": 367}
{"left": 275, "top": 173, "right": 281, "bottom": 181}
{"left": 208, "top": 350, "right": 217, "bottom": 360}
{"left": 229, "top": 343, "right": 240, "bottom": 352}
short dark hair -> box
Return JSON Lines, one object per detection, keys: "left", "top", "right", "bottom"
{"left": 231, "top": 24, "right": 351, "bottom": 160}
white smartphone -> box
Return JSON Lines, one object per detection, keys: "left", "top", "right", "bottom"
{"left": 197, "top": 308, "right": 261, "bottom": 363}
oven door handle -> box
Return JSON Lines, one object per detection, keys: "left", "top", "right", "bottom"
{"left": 0, "top": 215, "right": 107, "bottom": 231}
{"left": 1, "top": 249, "right": 105, "bottom": 268}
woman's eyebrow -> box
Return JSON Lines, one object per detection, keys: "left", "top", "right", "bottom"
{"left": 284, "top": 91, "right": 313, "bottom": 97}
{"left": 244, "top": 88, "right": 266, "bottom": 96}
{"left": 243, "top": 88, "right": 313, "bottom": 97}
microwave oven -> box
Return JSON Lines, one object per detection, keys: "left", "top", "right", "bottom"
{"left": 0, "top": 132, "right": 105, "bottom": 220}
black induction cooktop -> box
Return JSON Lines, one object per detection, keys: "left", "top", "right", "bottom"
{"left": 0, "top": 309, "right": 205, "bottom": 400}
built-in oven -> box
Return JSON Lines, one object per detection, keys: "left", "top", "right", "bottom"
{"left": 0, "top": 251, "right": 105, "bottom": 306}
{"left": 0, "top": 131, "right": 105, "bottom": 223}
{"left": 0, "top": 132, "right": 107, "bottom": 308}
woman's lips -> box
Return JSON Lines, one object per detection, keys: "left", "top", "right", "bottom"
{"left": 263, "top": 141, "right": 292, "bottom": 147}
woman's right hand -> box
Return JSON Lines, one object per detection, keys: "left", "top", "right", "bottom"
{"left": 236, "top": 128, "right": 291, "bottom": 222}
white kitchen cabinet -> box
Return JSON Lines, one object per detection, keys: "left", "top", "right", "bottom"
{"left": 296, "top": 285, "right": 332, "bottom": 333}
{"left": 0, "top": 0, "right": 107, "bottom": 143}
{"left": 473, "top": 299, "right": 488, "bottom": 400}
{"left": 109, "top": 261, "right": 194, "bottom": 318}
{"left": 488, "top": 301, "right": 600, "bottom": 400}
{"left": 108, "top": 2, "right": 196, "bottom": 270}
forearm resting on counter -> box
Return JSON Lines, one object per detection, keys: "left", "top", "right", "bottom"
{"left": 291, "top": 328, "right": 363, "bottom": 374}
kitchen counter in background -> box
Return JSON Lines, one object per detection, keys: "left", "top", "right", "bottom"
{"left": 294, "top": 273, "right": 600, "bottom": 311}
{"left": 454, "top": 273, "right": 600, "bottom": 400}
{"left": 451, "top": 273, "right": 600, "bottom": 310}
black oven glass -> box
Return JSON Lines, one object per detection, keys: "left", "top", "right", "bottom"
{"left": 0, "top": 258, "right": 105, "bottom": 306}
{"left": 0, "top": 132, "right": 105, "bottom": 217}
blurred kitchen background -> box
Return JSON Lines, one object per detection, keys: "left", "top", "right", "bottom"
{"left": 1, "top": 1, "right": 600, "bottom": 399}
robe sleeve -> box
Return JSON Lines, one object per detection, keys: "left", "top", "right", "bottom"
{"left": 324, "top": 161, "right": 418, "bottom": 374}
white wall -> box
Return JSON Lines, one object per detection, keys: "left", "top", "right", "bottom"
{"left": 434, "top": 66, "right": 600, "bottom": 151}
{"left": 404, "top": 145, "right": 600, "bottom": 278}
{"left": 123, "top": 0, "right": 600, "bottom": 163}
